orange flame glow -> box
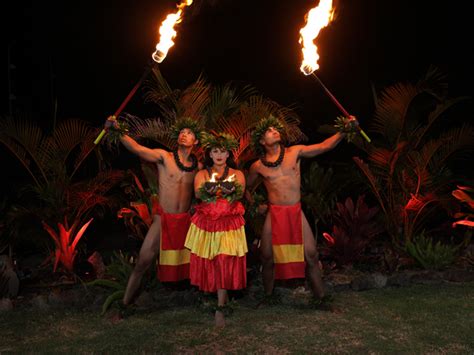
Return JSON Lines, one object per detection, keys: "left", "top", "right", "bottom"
{"left": 224, "top": 174, "right": 236, "bottom": 182}
{"left": 209, "top": 172, "right": 218, "bottom": 183}
{"left": 299, "top": 0, "right": 335, "bottom": 75}
{"left": 152, "top": 0, "right": 193, "bottom": 63}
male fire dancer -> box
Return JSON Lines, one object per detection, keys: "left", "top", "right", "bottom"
{"left": 246, "top": 115, "right": 358, "bottom": 308}
{"left": 104, "top": 115, "right": 202, "bottom": 307}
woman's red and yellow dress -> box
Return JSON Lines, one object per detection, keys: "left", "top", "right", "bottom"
{"left": 184, "top": 198, "right": 247, "bottom": 292}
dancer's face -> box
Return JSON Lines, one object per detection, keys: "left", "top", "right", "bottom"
{"left": 209, "top": 147, "right": 229, "bottom": 166}
{"left": 178, "top": 128, "right": 198, "bottom": 147}
{"left": 260, "top": 127, "right": 281, "bottom": 146}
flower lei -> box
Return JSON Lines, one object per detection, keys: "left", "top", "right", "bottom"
{"left": 173, "top": 150, "right": 198, "bottom": 172}
{"left": 260, "top": 144, "right": 285, "bottom": 168}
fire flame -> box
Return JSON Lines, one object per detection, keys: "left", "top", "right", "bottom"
{"left": 299, "top": 0, "right": 335, "bottom": 75}
{"left": 209, "top": 172, "right": 218, "bottom": 183}
{"left": 224, "top": 174, "right": 236, "bottom": 182}
{"left": 152, "top": 0, "right": 193, "bottom": 63}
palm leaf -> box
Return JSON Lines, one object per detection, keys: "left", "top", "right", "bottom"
{"left": 178, "top": 75, "right": 211, "bottom": 121}
{"left": 0, "top": 117, "right": 46, "bottom": 185}
{"left": 125, "top": 114, "right": 175, "bottom": 149}
{"left": 371, "top": 82, "right": 419, "bottom": 143}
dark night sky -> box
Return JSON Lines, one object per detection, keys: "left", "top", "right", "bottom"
{"left": 3, "top": 0, "right": 472, "bottom": 127}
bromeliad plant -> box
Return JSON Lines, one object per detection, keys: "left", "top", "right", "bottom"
{"left": 322, "top": 195, "right": 383, "bottom": 267}
{"left": 352, "top": 67, "right": 474, "bottom": 248}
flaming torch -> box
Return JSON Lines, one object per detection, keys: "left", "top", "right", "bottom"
{"left": 299, "top": 0, "right": 370, "bottom": 143}
{"left": 94, "top": 0, "right": 193, "bottom": 144}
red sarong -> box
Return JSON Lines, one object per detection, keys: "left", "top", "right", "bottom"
{"left": 270, "top": 203, "right": 305, "bottom": 279}
{"left": 155, "top": 204, "right": 191, "bottom": 282}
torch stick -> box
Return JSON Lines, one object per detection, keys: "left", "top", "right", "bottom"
{"left": 310, "top": 72, "right": 371, "bottom": 143}
{"left": 93, "top": 62, "right": 155, "bottom": 145}
{"left": 94, "top": 0, "right": 193, "bottom": 145}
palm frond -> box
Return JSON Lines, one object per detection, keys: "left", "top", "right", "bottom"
{"left": 205, "top": 82, "right": 257, "bottom": 128}
{"left": 178, "top": 74, "right": 211, "bottom": 121}
{"left": 124, "top": 114, "right": 176, "bottom": 149}
{"left": 0, "top": 117, "right": 47, "bottom": 185}
{"left": 431, "top": 124, "right": 474, "bottom": 170}
{"left": 371, "top": 82, "right": 419, "bottom": 144}
{"left": 412, "top": 97, "right": 470, "bottom": 147}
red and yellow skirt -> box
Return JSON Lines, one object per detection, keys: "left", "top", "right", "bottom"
{"left": 156, "top": 204, "right": 191, "bottom": 282}
{"left": 185, "top": 199, "right": 247, "bottom": 292}
{"left": 270, "top": 203, "right": 306, "bottom": 280}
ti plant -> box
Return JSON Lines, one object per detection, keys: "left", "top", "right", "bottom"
{"left": 322, "top": 195, "right": 383, "bottom": 267}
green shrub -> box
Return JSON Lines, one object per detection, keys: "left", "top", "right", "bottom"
{"left": 406, "top": 232, "right": 459, "bottom": 270}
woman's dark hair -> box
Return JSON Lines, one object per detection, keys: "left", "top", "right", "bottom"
{"left": 204, "top": 148, "right": 237, "bottom": 169}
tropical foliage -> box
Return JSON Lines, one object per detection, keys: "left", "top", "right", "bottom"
{"left": 406, "top": 231, "right": 459, "bottom": 270}
{"left": 353, "top": 67, "right": 474, "bottom": 247}
{"left": 0, "top": 117, "right": 123, "bottom": 272}
{"left": 451, "top": 185, "right": 474, "bottom": 229}
{"left": 114, "top": 67, "right": 307, "bottom": 167}
{"left": 322, "top": 195, "right": 383, "bottom": 266}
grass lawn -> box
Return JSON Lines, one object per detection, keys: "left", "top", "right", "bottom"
{"left": 1, "top": 282, "right": 473, "bottom": 353}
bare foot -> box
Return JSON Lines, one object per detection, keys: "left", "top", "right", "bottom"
{"left": 105, "top": 308, "right": 123, "bottom": 324}
{"left": 215, "top": 310, "right": 226, "bottom": 328}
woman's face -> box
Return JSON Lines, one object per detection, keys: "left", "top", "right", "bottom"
{"left": 209, "top": 147, "right": 229, "bottom": 166}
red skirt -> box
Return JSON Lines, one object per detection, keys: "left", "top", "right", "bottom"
{"left": 185, "top": 199, "right": 247, "bottom": 292}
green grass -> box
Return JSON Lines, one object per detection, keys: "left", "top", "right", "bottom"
{"left": 1, "top": 282, "right": 473, "bottom": 353}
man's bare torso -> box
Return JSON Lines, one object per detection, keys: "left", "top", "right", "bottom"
{"left": 253, "top": 146, "right": 301, "bottom": 205}
{"left": 157, "top": 151, "right": 197, "bottom": 213}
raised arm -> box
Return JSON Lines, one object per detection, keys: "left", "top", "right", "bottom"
{"left": 297, "top": 132, "right": 345, "bottom": 159}
{"left": 104, "top": 115, "right": 165, "bottom": 163}
{"left": 120, "top": 135, "right": 166, "bottom": 163}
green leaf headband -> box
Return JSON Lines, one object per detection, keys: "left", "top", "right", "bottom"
{"left": 169, "top": 117, "right": 203, "bottom": 142}
{"left": 251, "top": 115, "right": 285, "bottom": 155}
{"left": 201, "top": 132, "right": 239, "bottom": 151}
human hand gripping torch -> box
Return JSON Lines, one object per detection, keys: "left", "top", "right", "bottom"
{"left": 299, "top": 0, "right": 371, "bottom": 143}
{"left": 94, "top": 0, "right": 194, "bottom": 145}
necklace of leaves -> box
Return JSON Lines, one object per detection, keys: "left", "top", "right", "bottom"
{"left": 173, "top": 149, "right": 198, "bottom": 172}
{"left": 260, "top": 144, "right": 285, "bottom": 168}
{"left": 206, "top": 165, "right": 229, "bottom": 181}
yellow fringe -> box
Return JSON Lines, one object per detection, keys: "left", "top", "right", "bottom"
{"left": 185, "top": 224, "right": 248, "bottom": 259}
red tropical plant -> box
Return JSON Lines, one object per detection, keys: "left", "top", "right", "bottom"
{"left": 452, "top": 185, "right": 474, "bottom": 228}
{"left": 0, "top": 117, "right": 124, "bottom": 273}
{"left": 42, "top": 218, "right": 94, "bottom": 272}
{"left": 322, "top": 195, "right": 383, "bottom": 266}
{"left": 118, "top": 166, "right": 160, "bottom": 239}
{"left": 353, "top": 68, "right": 474, "bottom": 247}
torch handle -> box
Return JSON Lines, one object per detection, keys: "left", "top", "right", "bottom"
{"left": 94, "top": 62, "right": 155, "bottom": 145}
{"left": 311, "top": 73, "right": 371, "bottom": 143}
